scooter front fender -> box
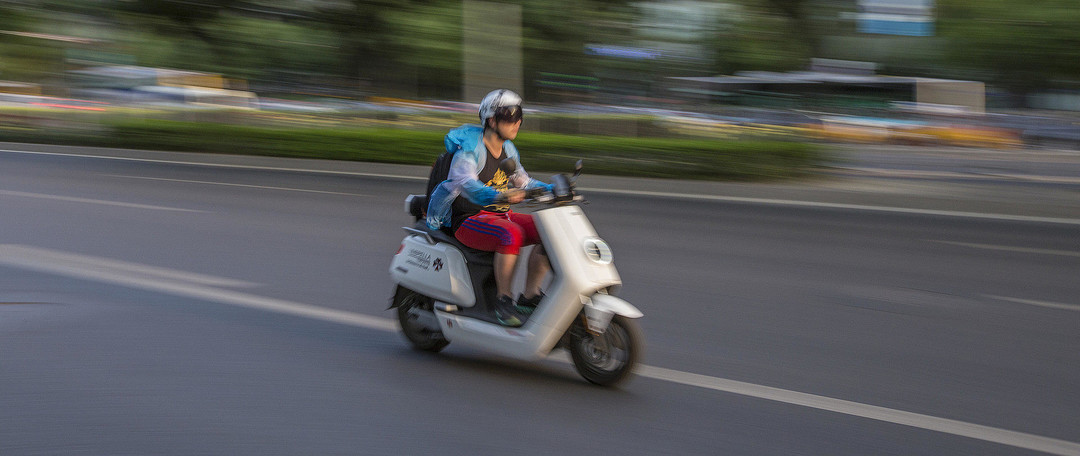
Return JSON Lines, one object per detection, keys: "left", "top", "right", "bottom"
{"left": 587, "top": 293, "right": 644, "bottom": 318}
{"left": 582, "top": 293, "right": 643, "bottom": 334}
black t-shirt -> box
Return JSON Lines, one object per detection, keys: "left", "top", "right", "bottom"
{"left": 450, "top": 148, "right": 511, "bottom": 232}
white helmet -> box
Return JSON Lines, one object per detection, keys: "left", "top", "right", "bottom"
{"left": 478, "top": 89, "right": 523, "bottom": 125}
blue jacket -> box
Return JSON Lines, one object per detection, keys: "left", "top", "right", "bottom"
{"left": 426, "top": 124, "right": 552, "bottom": 230}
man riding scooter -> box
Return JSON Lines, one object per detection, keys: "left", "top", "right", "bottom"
{"left": 425, "top": 89, "right": 553, "bottom": 327}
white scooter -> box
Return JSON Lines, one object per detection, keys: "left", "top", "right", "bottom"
{"left": 388, "top": 162, "right": 644, "bottom": 386}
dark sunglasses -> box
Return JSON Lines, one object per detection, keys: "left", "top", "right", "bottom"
{"left": 493, "top": 105, "right": 523, "bottom": 123}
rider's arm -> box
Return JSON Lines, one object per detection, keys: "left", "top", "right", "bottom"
{"left": 507, "top": 154, "right": 552, "bottom": 191}
{"left": 448, "top": 153, "right": 499, "bottom": 206}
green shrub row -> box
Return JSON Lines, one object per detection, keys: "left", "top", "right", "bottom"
{"left": 2, "top": 118, "right": 826, "bottom": 180}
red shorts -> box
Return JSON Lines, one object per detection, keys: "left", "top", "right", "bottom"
{"left": 455, "top": 211, "right": 541, "bottom": 255}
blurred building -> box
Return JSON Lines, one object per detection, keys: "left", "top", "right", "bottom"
{"left": 667, "top": 59, "right": 985, "bottom": 113}
{"left": 856, "top": 0, "right": 935, "bottom": 37}
{"left": 67, "top": 65, "right": 257, "bottom": 108}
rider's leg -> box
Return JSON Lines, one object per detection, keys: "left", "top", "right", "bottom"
{"left": 505, "top": 212, "right": 548, "bottom": 302}
{"left": 456, "top": 212, "right": 528, "bottom": 326}
{"left": 494, "top": 252, "right": 518, "bottom": 298}
{"left": 524, "top": 246, "right": 550, "bottom": 298}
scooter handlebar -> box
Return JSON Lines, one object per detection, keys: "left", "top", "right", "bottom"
{"left": 521, "top": 174, "right": 583, "bottom": 205}
{"left": 491, "top": 165, "right": 584, "bottom": 206}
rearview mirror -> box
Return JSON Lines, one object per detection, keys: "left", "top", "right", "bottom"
{"left": 550, "top": 174, "right": 572, "bottom": 201}
{"left": 499, "top": 158, "right": 518, "bottom": 176}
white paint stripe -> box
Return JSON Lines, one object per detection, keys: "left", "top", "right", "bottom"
{"left": 835, "top": 167, "right": 1080, "bottom": 185}
{"left": 637, "top": 365, "right": 1080, "bottom": 456}
{"left": 1, "top": 245, "right": 1077, "bottom": 455}
{"left": 932, "top": 240, "right": 1080, "bottom": 258}
{"left": 105, "top": 175, "right": 369, "bottom": 197}
{"left": 579, "top": 187, "right": 1080, "bottom": 226}
{"left": 0, "top": 244, "right": 397, "bottom": 332}
{"left": 985, "top": 295, "right": 1080, "bottom": 312}
{"left": 0, "top": 189, "right": 203, "bottom": 212}
{"left": 0, "top": 245, "right": 256, "bottom": 288}
{"left": 6, "top": 147, "right": 1080, "bottom": 226}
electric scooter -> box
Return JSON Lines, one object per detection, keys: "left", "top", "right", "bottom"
{"left": 388, "top": 162, "right": 644, "bottom": 386}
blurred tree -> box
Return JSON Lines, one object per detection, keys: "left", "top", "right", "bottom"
{"left": 522, "top": 0, "right": 613, "bottom": 100}
{"left": 937, "top": 0, "right": 1080, "bottom": 99}
{"left": 0, "top": 3, "right": 35, "bottom": 31}
{"left": 384, "top": 0, "right": 464, "bottom": 99}
{"left": 118, "top": 0, "right": 241, "bottom": 54}
{"left": 710, "top": 1, "right": 809, "bottom": 75}
{"left": 312, "top": 0, "right": 439, "bottom": 94}
{"left": 759, "top": 0, "right": 816, "bottom": 58}
{"left": 0, "top": 5, "right": 65, "bottom": 84}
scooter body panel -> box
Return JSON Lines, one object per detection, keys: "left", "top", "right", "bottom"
{"left": 535, "top": 205, "right": 621, "bottom": 292}
{"left": 390, "top": 236, "right": 476, "bottom": 307}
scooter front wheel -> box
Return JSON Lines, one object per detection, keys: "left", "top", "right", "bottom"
{"left": 393, "top": 286, "right": 449, "bottom": 352}
{"left": 569, "top": 315, "right": 643, "bottom": 386}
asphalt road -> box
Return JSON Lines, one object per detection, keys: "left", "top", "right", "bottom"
{"left": 1, "top": 144, "right": 1079, "bottom": 456}
{"left": 829, "top": 144, "right": 1080, "bottom": 185}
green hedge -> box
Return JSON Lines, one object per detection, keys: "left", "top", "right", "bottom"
{"left": 2, "top": 119, "right": 826, "bottom": 180}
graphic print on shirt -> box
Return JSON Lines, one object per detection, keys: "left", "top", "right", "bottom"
{"left": 484, "top": 167, "right": 510, "bottom": 212}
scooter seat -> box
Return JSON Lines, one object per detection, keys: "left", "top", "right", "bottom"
{"left": 412, "top": 220, "right": 494, "bottom": 267}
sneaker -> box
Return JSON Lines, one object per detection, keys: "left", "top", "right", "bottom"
{"left": 494, "top": 295, "right": 525, "bottom": 327}
{"left": 516, "top": 292, "right": 544, "bottom": 316}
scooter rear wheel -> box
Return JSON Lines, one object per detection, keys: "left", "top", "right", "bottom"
{"left": 569, "top": 315, "right": 643, "bottom": 386}
{"left": 394, "top": 286, "right": 449, "bottom": 352}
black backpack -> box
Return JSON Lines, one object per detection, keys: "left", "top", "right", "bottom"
{"left": 425, "top": 151, "right": 454, "bottom": 201}
{"left": 407, "top": 151, "right": 454, "bottom": 221}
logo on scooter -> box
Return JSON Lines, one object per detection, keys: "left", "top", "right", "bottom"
{"left": 433, "top": 258, "right": 444, "bottom": 271}
{"left": 406, "top": 248, "right": 433, "bottom": 270}
{"left": 582, "top": 238, "right": 613, "bottom": 265}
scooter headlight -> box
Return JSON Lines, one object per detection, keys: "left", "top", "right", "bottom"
{"left": 582, "top": 237, "right": 613, "bottom": 265}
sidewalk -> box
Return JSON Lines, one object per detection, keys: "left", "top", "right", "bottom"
{"left": 3, "top": 141, "right": 1079, "bottom": 222}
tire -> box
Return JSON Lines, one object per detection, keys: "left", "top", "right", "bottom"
{"left": 569, "top": 315, "right": 643, "bottom": 386}
{"left": 393, "top": 286, "right": 449, "bottom": 352}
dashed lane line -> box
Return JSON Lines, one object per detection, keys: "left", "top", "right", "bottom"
{"left": 104, "top": 175, "right": 369, "bottom": 197}
{"left": 985, "top": 295, "right": 1080, "bottom": 312}
{"left": 0, "top": 189, "right": 203, "bottom": 213}
{"left": 577, "top": 187, "right": 1080, "bottom": 226}
{"left": 931, "top": 240, "right": 1080, "bottom": 258}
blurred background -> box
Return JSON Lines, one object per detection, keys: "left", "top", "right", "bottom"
{"left": 1, "top": 0, "right": 1079, "bottom": 156}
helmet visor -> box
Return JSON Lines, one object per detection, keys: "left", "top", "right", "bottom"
{"left": 493, "top": 105, "right": 523, "bottom": 123}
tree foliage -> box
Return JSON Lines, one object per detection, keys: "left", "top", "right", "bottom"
{"left": 937, "top": 0, "right": 1080, "bottom": 94}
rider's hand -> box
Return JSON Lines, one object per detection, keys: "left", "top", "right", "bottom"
{"left": 503, "top": 188, "right": 526, "bottom": 204}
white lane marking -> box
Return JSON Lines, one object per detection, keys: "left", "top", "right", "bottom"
{"left": 0, "top": 189, "right": 203, "bottom": 213}
{"left": 579, "top": 187, "right": 1080, "bottom": 226}
{"left": 985, "top": 295, "right": 1080, "bottom": 312}
{"left": 834, "top": 167, "right": 1080, "bottom": 185}
{"left": 0, "top": 245, "right": 256, "bottom": 288}
{"left": 0, "top": 244, "right": 397, "bottom": 332}
{"left": 932, "top": 240, "right": 1080, "bottom": 258}
{"left": 105, "top": 175, "right": 368, "bottom": 197}
{"left": 638, "top": 365, "right": 1080, "bottom": 456}
{"left": 0, "top": 148, "right": 423, "bottom": 180}
{"left": 1, "top": 245, "right": 1078, "bottom": 455}
{"left": 6, "top": 147, "right": 1080, "bottom": 226}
